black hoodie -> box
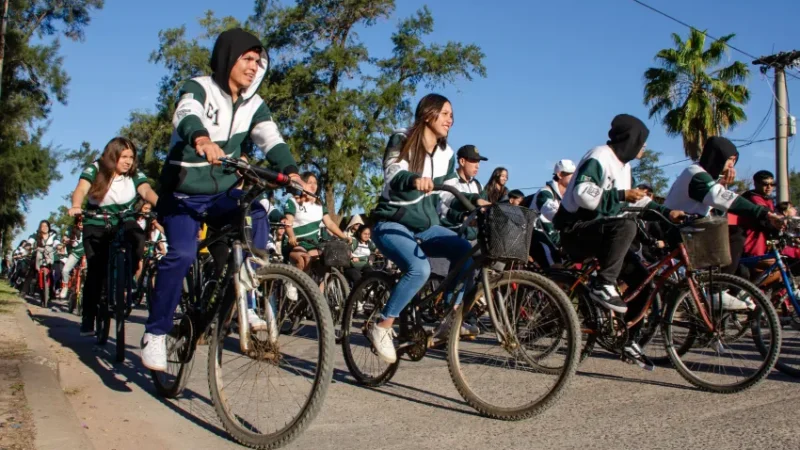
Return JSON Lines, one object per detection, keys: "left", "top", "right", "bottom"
{"left": 607, "top": 114, "right": 650, "bottom": 164}
{"left": 210, "top": 28, "right": 264, "bottom": 95}
{"left": 698, "top": 136, "right": 739, "bottom": 179}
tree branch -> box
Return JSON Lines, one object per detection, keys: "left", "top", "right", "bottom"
{"left": 23, "top": 1, "right": 64, "bottom": 42}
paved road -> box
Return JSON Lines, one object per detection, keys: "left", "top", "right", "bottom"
{"left": 23, "top": 298, "right": 800, "bottom": 450}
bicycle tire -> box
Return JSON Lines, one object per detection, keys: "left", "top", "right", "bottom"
{"left": 546, "top": 270, "right": 597, "bottom": 363}
{"left": 663, "top": 272, "right": 781, "bottom": 393}
{"left": 114, "top": 251, "right": 128, "bottom": 363}
{"left": 340, "top": 271, "right": 400, "bottom": 387}
{"left": 42, "top": 276, "right": 50, "bottom": 309}
{"left": 208, "top": 263, "right": 334, "bottom": 450}
{"left": 447, "top": 270, "right": 580, "bottom": 420}
{"left": 153, "top": 270, "right": 197, "bottom": 398}
{"left": 68, "top": 290, "right": 77, "bottom": 314}
{"left": 325, "top": 269, "right": 350, "bottom": 343}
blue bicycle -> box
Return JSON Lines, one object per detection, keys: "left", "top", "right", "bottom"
{"left": 739, "top": 217, "right": 800, "bottom": 377}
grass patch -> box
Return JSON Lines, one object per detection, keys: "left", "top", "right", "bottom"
{"left": 62, "top": 386, "right": 82, "bottom": 396}
{"left": 11, "top": 382, "right": 24, "bottom": 394}
{"left": 0, "top": 281, "right": 22, "bottom": 315}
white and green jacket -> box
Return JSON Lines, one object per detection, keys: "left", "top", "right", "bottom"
{"left": 528, "top": 180, "right": 563, "bottom": 243}
{"left": 371, "top": 131, "right": 456, "bottom": 232}
{"left": 284, "top": 197, "right": 327, "bottom": 250}
{"left": 664, "top": 164, "right": 767, "bottom": 219}
{"left": 554, "top": 145, "right": 665, "bottom": 229}
{"left": 80, "top": 162, "right": 149, "bottom": 227}
{"left": 26, "top": 231, "right": 60, "bottom": 249}
{"left": 159, "top": 51, "right": 297, "bottom": 195}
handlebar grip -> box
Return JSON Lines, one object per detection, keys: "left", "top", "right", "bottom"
{"left": 433, "top": 184, "right": 475, "bottom": 212}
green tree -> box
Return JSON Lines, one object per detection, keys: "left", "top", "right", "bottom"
{"left": 124, "top": 1, "right": 486, "bottom": 221}
{"left": 63, "top": 141, "right": 101, "bottom": 175}
{"left": 631, "top": 149, "right": 669, "bottom": 196}
{"left": 788, "top": 169, "right": 800, "bottom": 207}
{"left": 0, "top": 0, "right": 103, "bottom": 246}
{"left": 644, "top": 29, "right": 750, "bottom": 160}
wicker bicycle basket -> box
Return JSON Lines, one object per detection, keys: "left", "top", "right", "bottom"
{"left": 679, "top": 216, "right": 731, "bottom": 270}
{"left": 478, "top": 204, "right": 537, "bottom": 262}
{"left": 321, "top": 240, "right": 352, "bottom": 267}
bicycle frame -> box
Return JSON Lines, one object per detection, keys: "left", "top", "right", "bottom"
{"left": 740, "top": 242, "right": 800, "bottom": 313}
{"left": 569, "top": 244, "right": 718, "bottom": 333}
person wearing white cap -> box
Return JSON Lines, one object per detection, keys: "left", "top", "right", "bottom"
{"left": 524, "top": 159, "right": 576, "bottom": 268}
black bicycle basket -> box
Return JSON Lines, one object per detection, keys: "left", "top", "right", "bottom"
{"left": 478, "top": 204, "right": 536, "bottom": 262}
{"left": 322, "top": 240, "right": 352, "bottom": 267}
{"left": 679, "top": 216, "right": 731, "bottom": 270}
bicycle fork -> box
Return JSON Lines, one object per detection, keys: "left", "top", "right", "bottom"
{"left": 480, "top": 268, "right": 515, "bottom": 348}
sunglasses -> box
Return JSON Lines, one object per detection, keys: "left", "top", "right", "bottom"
{"left": 759, "top": 182, "right": 776, "bottom": 187}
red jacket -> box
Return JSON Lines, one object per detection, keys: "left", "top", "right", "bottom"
{"left": 740, "top": 191, "right": 774, "bottom": 256}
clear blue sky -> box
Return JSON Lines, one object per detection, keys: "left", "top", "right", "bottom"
{"left": 17, "top": 0, "right": 800, "bottom": 240}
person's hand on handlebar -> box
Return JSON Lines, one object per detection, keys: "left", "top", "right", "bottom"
{"left": 414, "top": 177, "right": 434, "bottom": 193}
{"left": 767, "top": 212, "right": 785, "bottom": 231}
{"left": 668, "top": 209, "right": 686, "bottom": 223}
{"left": 624, "top": 188, "right": 647, "bottom": 203}
{"left": 68, "top": 207, "right": 83, "bottom": 217}
{"left": 475, "top": 199, "right": 491, "bottom": 207}
{"left": 195, "top": 137, "right": 226, "bottom": 165}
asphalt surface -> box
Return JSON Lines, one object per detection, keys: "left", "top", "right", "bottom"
{"left": 21, "top": 296, "right": 800, "bottom": 450}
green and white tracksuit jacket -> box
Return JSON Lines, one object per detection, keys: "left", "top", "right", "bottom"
{"left": 664, "top": 164, "right": 768, "bottom": 219}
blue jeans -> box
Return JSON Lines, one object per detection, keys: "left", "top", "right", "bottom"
{"left": 146, "top": 191, "right": 269, "bottom": 335}
{"left": 371, "top": 222, "right": 474, "bottom": 320}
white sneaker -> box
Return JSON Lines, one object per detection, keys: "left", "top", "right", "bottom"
{"left": 711, "top": 291, "right": 756, "bottom": 311}
{"left": 247, "top": 308, "right": 268, "bottom": 331}
{"left": 368, "top": 323, "right": 397, "bottom": 364}
{"left": 141, "top": 333, "right": 167, "bottom": 371}
{"left": 286, "top": 283, "right": 298, "bottom": 302}
{"left": 460, "top": 321, "right": 480, "bottom": 337}
{"left": 59, "top": 288, "right": 69, "bottom": 299}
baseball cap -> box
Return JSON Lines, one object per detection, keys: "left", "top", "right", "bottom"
{"left": 457, "top": 145, "right": 488, "bottom": 162}
{"left": 553, "top": 159, "right": 576, "bottom": 175}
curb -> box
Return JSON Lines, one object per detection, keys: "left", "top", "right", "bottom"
{"left": 15, "top": 305, "right": 96, "bottom": 450}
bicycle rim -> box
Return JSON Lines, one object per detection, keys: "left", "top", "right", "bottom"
{"left": 448, "top": 270, "right": 580, "bottom": 420}
{"left": 114, "top": 251, "right": 128, "bottom": 363}
{"left": 664, "top": 272, "right": 781, "bottom": 393}
{"left": 208, "top": 264, "right": 333, "bottom": 449}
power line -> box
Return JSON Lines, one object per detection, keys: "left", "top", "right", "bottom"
{"left": 737, "top": 137, "right": 776, "bottom": 148}
{"left": 629, "top": 0, "right": 800, "bottom": 82}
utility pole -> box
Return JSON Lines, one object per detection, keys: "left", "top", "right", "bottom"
{"left": 753, "top": 51, "right": 800, "bottom": 203}
{"left": 0, "top": 0, "right": 9, "bottom": 102}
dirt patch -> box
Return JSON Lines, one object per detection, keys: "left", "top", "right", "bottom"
{"left": 0, "top": 282, "right": 36, "bottom": 450}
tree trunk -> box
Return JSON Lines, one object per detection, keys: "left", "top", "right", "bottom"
{"left": 325, "top": 183, "right": 339, "bottom": 226}
{"left": 0, "top": 0, "right": 10, "bottom": 102}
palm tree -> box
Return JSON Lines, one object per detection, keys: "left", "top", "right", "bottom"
{"left": 644, "top": 29, "right": 750, "bottom": 160}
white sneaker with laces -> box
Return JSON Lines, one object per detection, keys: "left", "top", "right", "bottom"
{"left": 368, "top": 323, "right": 397, "bottom": 363}
{"left": 711, "top": 291, "right": 755, "bottom": 311}
{"left": 141, "top": 333, "right": 167, "bottom": 372}
{"left": 247, "top": 308, "right": 268, "bottom": 331}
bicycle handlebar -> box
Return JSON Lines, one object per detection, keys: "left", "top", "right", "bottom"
{"left": 218, "top": 157, "right": 317, "bottom": 199}
{"left": 620, "top": 206, "right": 702, "bottom": 229}
{"left": 432, "top": 184, "right": 476, "bottom": 212}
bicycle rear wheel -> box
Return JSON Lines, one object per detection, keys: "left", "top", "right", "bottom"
{"left": 208, "top": 263, "right": 334, "bottom": 449}
{"left": 448, "top": 270, "right": 580, "bottom": 420}
{"left": 153, "top": 270, "right": 197, "bottom": 398}
{"left": 754, "top": 280, "right": 800, "bottom": 377}
{"left": 340, "top": 271, "right": 400, "bottom": 387}
{"left": 547, "top": 270, "right": 597, "bottom": 362}
{"left": 663, "top": 272, "right": 780, "bottom": 393}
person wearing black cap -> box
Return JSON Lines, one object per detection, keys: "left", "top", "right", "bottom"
{"left": 554, "top": 114, "right": 687, "bottom": 368}
{"left": 665, "top": 140, "right": 783, "bottom": 294}
{"left": 142, "top": 28, "right": 304, "bottom": 372}
{"left": 438, "top": 145, "right": 491, "bottom": 241}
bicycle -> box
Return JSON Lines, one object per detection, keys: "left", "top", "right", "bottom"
{"left": 341, "top": 186, "right": 581, "bottom": 420}
{"left": 151, "top": 157, "right": 334, "bottom": 449}
{"left": 66, "top": 255, "right": 87, "bottom": 316}
{"left": 81, "top": 210, "right": 148, "bottom": 363}
{"left": 128, "top": 241, "right": 163, "bottom": 317}
{"left": 310, "top": 239, "right": 351, "bottom": 343}
{"left": 549, "top": 208, "right": 781, "bottom": 393}
{"left": 31, "top": 245, "right": 56, "bottom": 308}
{"left": 738, "top": 217, "right": 800, "bottom": 377}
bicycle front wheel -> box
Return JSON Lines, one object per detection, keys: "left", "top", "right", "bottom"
{"left": 113, "top": 251, "right": 129, "bottom": 363}
{"left": 324, "top": 269, "right": 349, "bottom": 343}
{"left": 208, "top": 263, "right": 334, "bottom": 449}
{"left": 663, "top": 272, "right": 780, "bottom": 393}
{"left": 448, "top": 270, "right": 580, "bottom": 420}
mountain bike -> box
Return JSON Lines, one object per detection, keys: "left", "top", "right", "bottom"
{"left": 151, "top": 157, "right": 334, "bottom": 449}
{"left": 341, "top": 186, "right": 581, "bottom": 420}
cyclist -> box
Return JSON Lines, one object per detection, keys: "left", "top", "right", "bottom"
{"left": 344, "top": 225, "right": 376, "bottom": 286}
{"left": 483, "top": 167, "right": 509, "bottom": 204}
{"left": 369, "top": 93, "right": 480, "bottom": 364}
{"left": 23, "top": 220, "right": 61, "bottom": 297}
{"left": 142, "top": 28, "right": 305, "bottom": 371}
{"left": 67, "top": 137, "right": 158, "bottom": 336}
{"left": 58, "top": 221, "right": 85, "bottom": 298}
{"left": 527, "top": 159, "right": 575, "bottom": 269}
{"left": 664, "top": 137, "right": 784, "bottom": 307}
{"left": 283, "top": 172, "right": 350, "bottom": 272}
{"left": 52, "top": 243, "right": 68, "bottom": 297}
{"left": 438, "top": 144, "right": 489, "bottom": 242}
{"left": 507, "top": 189, "right": 524, "bottom": 206}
